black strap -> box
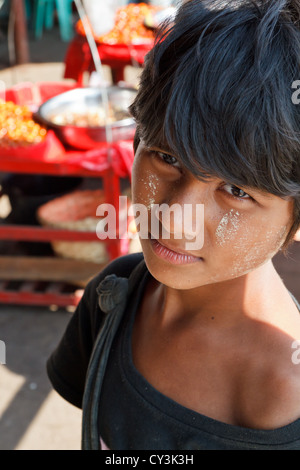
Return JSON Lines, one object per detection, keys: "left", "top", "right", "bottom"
{"left": 82, "top": 259, "right": 147, "bottom": 450}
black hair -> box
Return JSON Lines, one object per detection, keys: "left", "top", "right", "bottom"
{"left": 130, "top": 0, "right": 300, "bottom": 246}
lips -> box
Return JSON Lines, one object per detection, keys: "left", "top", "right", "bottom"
{"left": 149, "top": 237, "right": 202, "bottom": 265}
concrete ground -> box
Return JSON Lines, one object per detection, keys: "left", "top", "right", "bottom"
{"left": 0, "top": 18, "right": 299, "bottom": 451}
{"left": 0, "top": 304, "right": 82, "bottom": 450}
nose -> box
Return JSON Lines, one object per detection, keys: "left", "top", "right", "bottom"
{"left": 152, "top": 179, "right": 206, "bottom": 241}
{"left": 153, "top": 203, "right": 204, "bottom": 240}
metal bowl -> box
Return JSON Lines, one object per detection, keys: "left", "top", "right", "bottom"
{"left": 35, "top": 86, "right": 137, "bottom": 150}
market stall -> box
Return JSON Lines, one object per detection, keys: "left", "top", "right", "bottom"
{"left": 0, "top": 81, "right": 137, "bottom": 308}
{"left": 0, "top": 2, "right": 167, "bottom": 308}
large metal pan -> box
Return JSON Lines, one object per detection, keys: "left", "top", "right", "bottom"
{"left": 35, "top": 86, "right": 137, "bottom": 150}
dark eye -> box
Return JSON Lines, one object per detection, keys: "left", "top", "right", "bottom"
{"left": 156, "top": 151, "right": 181, "bottom": 168}
{"left": 223, "top": 184, "right": 251, "bottom": 200}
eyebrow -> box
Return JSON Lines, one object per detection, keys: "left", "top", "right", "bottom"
{"left": 143, "top": 141, "right": 288, "bottom": 201}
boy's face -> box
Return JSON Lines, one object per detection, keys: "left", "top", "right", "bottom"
{"left": 131, "top": 141, "right": 294, "bottom": 290}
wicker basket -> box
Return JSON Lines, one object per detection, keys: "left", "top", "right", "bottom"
{"left": 37, "top": 189, "right": 110, "bottom": 264}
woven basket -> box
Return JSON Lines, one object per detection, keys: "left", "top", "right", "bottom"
{"left": 37, "top": 189, "right": 110, "bottom": 264}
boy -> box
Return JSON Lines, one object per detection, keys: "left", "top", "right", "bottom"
{"left": 47, "top": 0, "right": 300, "bottom": 449}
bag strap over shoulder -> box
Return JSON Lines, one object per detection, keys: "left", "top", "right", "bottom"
{"left": 82, "top": 257, "right": 148, "bottom": 450}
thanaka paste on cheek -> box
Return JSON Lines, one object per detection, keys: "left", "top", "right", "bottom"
{"left": 215, "top": 209, "right": 241, "bottom": 246}
{"left": 228, "top": 225, "right": 288, "bottom": 278}
{"left": 140, "top": 171, "right": 159, "bottom": 210}
{"left": 212, "top": 207, "right": 289, "bottom": 281}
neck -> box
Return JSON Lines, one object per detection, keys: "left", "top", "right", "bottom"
{"left": 152, "top": 261, "right": 294, "bottom": 328}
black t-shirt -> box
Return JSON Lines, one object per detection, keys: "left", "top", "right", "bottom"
{"left": 47, "top": 253, "right": 300, "bottom": 450}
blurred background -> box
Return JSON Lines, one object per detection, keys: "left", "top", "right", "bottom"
{"left": 0, "top": 0, "right": 298, "bottom": 451}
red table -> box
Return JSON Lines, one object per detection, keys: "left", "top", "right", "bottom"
{"left": 64, "top": 34, "right": 154, "bottom": 84}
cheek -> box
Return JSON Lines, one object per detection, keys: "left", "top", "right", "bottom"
{"left": 214, "top": 212, "right": 288, "bottom": 278}
{"left": 131, "top": 158, "right": 160, "bottom": 209}
{"left": 215, "top": 209, "right": 241, "bottom": 247}
{"left": 234, "top": 224, "right": 286, "bottom": 262}
{"left": 141, "top": 171, "right": 160, "bottom": 209}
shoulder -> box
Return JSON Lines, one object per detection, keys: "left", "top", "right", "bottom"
{"left": 238, "top": 325, "right": 300, "bottom": 430}
{"left": 246, "top": 363, "right": 300, "bottom": 430}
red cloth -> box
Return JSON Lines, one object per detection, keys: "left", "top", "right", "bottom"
{"left": 0, "top": 131, "right": 134, "bottom": 178}
{"left": 66, "top": 140, "right": 134, "bottom": 178}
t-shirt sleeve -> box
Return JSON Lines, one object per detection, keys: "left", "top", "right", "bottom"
{"left": 46, "top": 253, "right": 144, "bottom": 408}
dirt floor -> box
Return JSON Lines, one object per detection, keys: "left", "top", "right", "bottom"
{"left": 0, "top": 16, "right": 299, "bottom": 451}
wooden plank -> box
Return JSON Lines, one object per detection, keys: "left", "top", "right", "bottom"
{"left": 0, "top": 256, "right": 106, "bottom": 284}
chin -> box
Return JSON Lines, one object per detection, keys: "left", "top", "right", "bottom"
{"left": 142, "top": 253, "right": 203, "bottom": 291}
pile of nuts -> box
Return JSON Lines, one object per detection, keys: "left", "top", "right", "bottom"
{"left": 0, "top": 100, "right": 47, "bottom": 147}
